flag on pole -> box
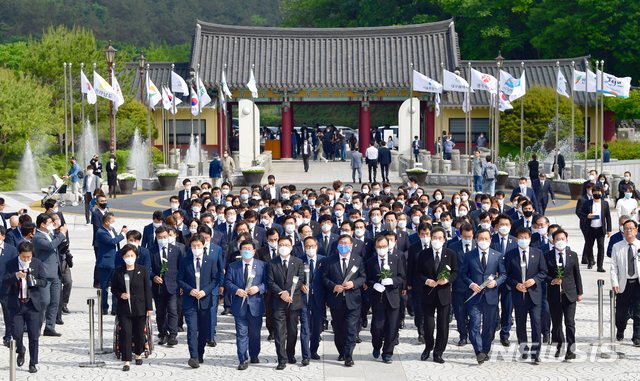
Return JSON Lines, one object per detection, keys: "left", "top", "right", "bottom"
{"left": 471, "top": 69, "right": 498, "bottom": 94}
{"left": 557, "top": 70, "right": 570, "bottom": 98}
{"left": 435, "top": 94, "right": 440, "bottom": 117}
{"left": 462, "top": 92, "right": 472, "bottom": 113}
{"left": 247, "top": 69, "right": 258, "bottom": 98}
{"left": 498, "top": 92, "right": 513, "bottom": 112}
{"left": 171, "top": 71, "right": 189, "bottom": 94}
{"left": 597, "top": 70, "right": 632, "bottom": 98}
{"left": 219, "top": 89, "right": 227, "bottom": 115}
{"left": 443, "top": 69, "right": 470, "bottom": 92}
{"left": 413, "top": 70, "right": 443, "bottom": 93}
{"left": 222, "top": 71, "right": 233, "bottom": 99}
{"left": 162, "top": 86, "right": 182, "bottom": 114}
{"left": 93, "top": 71, "right": 117, "bottom": 101}
{"left": 81, "top": 69, "right": 97, "bottom": 104}
{"left": 500, "top": 70, "right": 527, "bottom": 101}
{"left": 509, "top": 70, "right": 526, "bottom": 101}
{"left": 111, "top": 72, "right": 125, "bottom": 111}
{"left": 190, "top": 87, "right": 200, "bottom": 116}
{"left": 146, "top": 76, "right": 162, "bottom": 110}
{"left": 197, "top": 78, "right": 212, "bottom": 110}
{"left": 573, "top": 69, "right": 597, "bottom": 93}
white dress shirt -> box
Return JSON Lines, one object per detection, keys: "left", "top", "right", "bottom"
{"left": 591, "top": 201, "right": 603, "bottom": 228}
{"left": 365, "top": 146, "right": 379, "bottom": 160}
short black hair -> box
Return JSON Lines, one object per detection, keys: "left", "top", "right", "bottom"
{"left": 120, "top": 243, "right": 139, "bottom": 258}
{"left": 153, "top": 210, "right": 165, "bottom": 221}
{"left": 17, "top": 241, "right": 34, "bottom": 254}
{"left": 126, "top": 230, "right": 142, "bottom": 241}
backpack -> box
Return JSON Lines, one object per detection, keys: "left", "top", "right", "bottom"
{"left": 484, "top": 164, "right": 496, "bottom": 182}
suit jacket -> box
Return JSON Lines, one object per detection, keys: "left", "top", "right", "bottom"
{"left": 258, "top": 222, "right": 284, "bottom": 235}
{"left": 610, "top": 239, "right": 640, "bottom": 294}
{"left": 149, "top": 244, "right": 181, "bottom": 295}
{"left": 111, "top": 264, "right": 153, "bottom": 316}
{"left": 299, "top": 254, "right": 327, "bottom": 311}
{"left": 0, "top": 244, "right": 19, "bottom": 294}
{"left": 178, "top": 254, "right": 220, "bottom": 310}
{"left": 32, "top": 230, "right": 65, "bottom": 278}
{"left": 460, "top": 248, "right": 506, "bottom": 305}
{"left": 267, "top": 255, "right": 305, "bottom": 310}
{"left": 315, "top": 232, "right": 339, "bottom": 257}
{"left": 82, "top": 174, "right": 99, "bottom": 194}
{"left": 543, "top": 249, "right": 582, "bottom": 303}
{"left": 163, "top": 208, "right": 187, "bottom": 220}
{"left": 115, "top": 246, "right": 152, "bottom": 276}
{"left": 186, "top": 244, "right": 225, "bottom": 288}
{"left": 327, "top": 237, "right": 367, "bottom": 258}
{"left": 139, "top": 223, "right": 158, "bottom": 249}
{"left": 225, "top": 259, "right": 268, "bottom": 317}
{"left": 532, "top": 178, "right": 555, "bottom": 207}
{"left": 215, "top": 222, "right": 236, "bottom": 248}
{"left": 579, "top": 199, "right": 612, "bottom": 235}
{"left": 250, "top": 225, "right": 267, "bottom": 248}
{"left": 96, "top": 226, "right": 125, "bottom": 270}
{"left": 0, "top": 211, "right": 17, "bottom": 230}
{"left": 505, "top": 246, "right": 548, "bottom": 306}
{"left": 378, "top": 147, "right": 392, "bottom": 165}
{"left": 257, "top": 245, "right": 278, "bottom": 264}
{"left": 91, "top": 208, "right": 107, "bottom": 247}
{"left": 510, "top": 217, "right": 534, "bottom": 237}
{"left": 365, "top": 253, "right": 405, "bottom": 309}
{"left": 582, "top": 180, "right": 603, "bottom": 197}
{"left": 2, "top": 257, "right": 47, "bottom": 311}
{"left": 510, "top": 187, "right": 540, "bottom": 212}
{"left": 261, "top": 185, "right": 281, "bottom": 201}
{"left": 417, "top": 247, "right": 458, "bottom": 306}
{"left": 5, "top": 228, "right": 22, "bottom": 249}
{"left": 322, "top": 253, "right": 366, "bottom": 310}
{"left": 379, "top": 229, "right": 410, "bottom": 254}
{"left": 575, "top": 195, "right": 590, "bottom": 233}
{"left": 448, "top": 239, "right": 477, "bottom": 293}
{"left": 407, "top": 240, "right": 428, "bottom": 293}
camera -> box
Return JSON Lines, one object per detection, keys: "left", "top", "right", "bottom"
{"left": 20, "top": 268, "right": 37, "bottom": 287}
{"left": 21, "top": 268, "right": 33, "bottom": 275}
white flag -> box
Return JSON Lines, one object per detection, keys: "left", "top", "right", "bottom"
{"left": 597, "top": 70, "right": 632, "bottom": 98}
{"left": 80, "top": 69, "right": 97, "bottom": 105}
{"left": 111, "top": 72, "right": 125, "bottom": 111}
{"left": 162, "top": 86, "right": 182, "bottom": 115}
{"left": 146, "top": 76, "right": 162, "bottom": 110}
{"left": 190, "top": 87, "right": 200, "bottom": 116}
{"left": 219, "top": 90, "right": 227, "bottom": 115}
{"left": 471, "top": 69, "right": 498, "bottom": 94}
{"left": 443, "top": 69, "right": 470, "bottom": 92}
{"left": 462, "top": 92, "right": 472, "bottom": 113}
{"left": 247, "top": 69, "right": 258, "bottom": 98}
{"left": 171, "top": 71, "right": 189, "bottom": 94}
{"left": 413, "top": 70, "right": 442, "bottom": 93}
{"left": 508, "top": 70, "right": 526, "bottom": 102}
{"left": 435, "top": 94, "right": 440, "bottom": 117}
{"left": 498, "top": 92, "right": 513, "bottom": 112}
{"left": 500, "top": 70, "right": 526, "bottom": 101}
{"left": 557, "top": 70, "right": 570, "bottom": 98}
{"left": 93, "top": 71, "right": 117, "bottom": 101}
{"left": 197, "top": 78, "right": 212, "bottom": 110}
{"left": 222, "top": 71, "right": 233, "bottom": 99}
{"left": 573, "top": 69, "right": 597, "bottom": 93}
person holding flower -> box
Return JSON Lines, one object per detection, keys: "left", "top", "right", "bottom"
{"left": 365, "top": 235, "right": 405, "bottom": 363}
{"left": 416, "top": 226, "right": 458, "bottom": 364}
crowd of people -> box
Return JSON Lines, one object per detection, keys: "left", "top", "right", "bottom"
{"left": 2, "top": 166, "right": 640, "bottom": 373}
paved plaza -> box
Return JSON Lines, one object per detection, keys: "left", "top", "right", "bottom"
{"left": 0, "top": 162, "right": 638, "bottom": 380}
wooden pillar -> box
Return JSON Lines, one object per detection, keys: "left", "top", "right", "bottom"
{"left": 426, "top": 101, "right": 435, "bottom": 153}
{"left": 359, "top": 103, "right": 370, "bottom": 154}
{"left": 281, "top": 104, "right": 293, "bottom": 158}
{"left": 603, "top": 110, "right": 615, "bottom": 142}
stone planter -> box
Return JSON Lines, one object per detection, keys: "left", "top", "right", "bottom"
{"left": 242, "top": 171, "right": 264, "bottom": 185}
{"left": 118, "top": 179, "right": 136, "bottom": 195}
{"left": 406, "top": 171, "right": 428, "bottom": 185}
{"left": 569, "top": 183, "right": 583, "bottom": 200}
{"left": 496, "top": 174, "right": 509, "bottom": 189}
{"left": 158, "top": 175, "right": 178, "bottom": 191}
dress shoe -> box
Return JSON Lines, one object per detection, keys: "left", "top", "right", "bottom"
{"left": 167, "top": 336, "right": 178, "bottom": 346}
{"left": 433, "top": 356, "right": 445, "bottom": 364}
{"left": 3, "top": 339, "right": 10, "bottom": 348}
{"left": 477, "top": 352, "right": 486, "bottom": 364}
{"left": 122, "top": 365, "right": 130, "bottom": 372}
{"left": 500, "top": 338, "right": 510, "bottom": 347}
{"left": 177, "top": 326, "right": 185, "bottom": 333}
{"left": 587, "top": 262, "right": 594, "bottom": 269}
{"left": 102, "top": 310, "right": 109, "bottom": 315}
{"left": 345, "top": 356, "right": 354, "bottom": 366}
{"left": 276, "top": 362, "right": 286, "bottom": 370}
{"left": 323, "top": 321, "right": 329, "bottom": 331}
{"left": 633, "top": 339, "right": 640, "bottom": 347}
{"left": 395, "top": 338, "right": 399, "bottom": 345}
{"left": 43, "top": 329, "right": 62, "bottom": 337}
{"left": 418, "top": 335, "right": 425, "bottom": 344}
{"left": 288, "top": 357, "right": 297, "bottom": 364}
{"left": 399, "top": 321, "right": 405, "bottom": 329}
{"left": 616, "top": 331, "right": 624, "bottom": 341}
{"left": 17, "top": 352, "right": 25, "bottom": 367}
{"left": 238, "top": 360, "right": 248, "bottom": 370}
{"left": 221, "top": 308, "right": 232, "bottom": 315}
{"left": 302, "top": 358, "right": 310, "bottom": 366}
{"left": 206, "top": 339, "right": 217, "bottom": 347}
{"left": 338, "top": 355, "right": 345, "bottom": 361}
{"left": 554, "top": 348, "right": 562, "bottom": 358}
{"left": 565, "top": 352, "right": 576, "bottom": 360}
{"left": 362, "top": 318, "right": 367, "bottom": 328}
{"left": 407, "top": 307, "right": 414, "bottom": 317}
{"left": 61, "top": 306, "right": 70, "bottom": 314}
{"left": 188, "top": 358, "right": 199, "bottom": 368}
{"left": 597, "top": 267, "right": 606, "bottom": 273}
{"left": 521, "top": 353, "right": 529, "bottom": 360}
{"left": 267, "top": 333, "right": 275, "bottom": 341}
{"left": 581, "top": 257, "right": 588, "bottom": 265}
{"left": 382, "top": 357, "right": 393, "bottom": 363}
{"left": 250, "top": 357, "right": 260, "bottom": 363}
{"left": 420, "top": 350, "right": 430, "bottom": 361}
{"left": 111, "top": 310, "right": 117, "bottom": 316}
{"left": 457, "top": 339, "right": 468, "bottom": 346}
{"left": 356, "top": 335, "right": 362, "bottom": 344}
{"left": 542, "top": 334, "right": 550, "bottom": 345}
{"left": 532, "top": 355, "right": 541, "bottom": 363}
{"left": 373, "top": 349, "right": 380, "bottom": 359}
{"left": 135, "top": 358, "right": 143, "bottom": 365}
{"left": 56, "top": 318, "right": 64, "bottom": 325}
{"left": 311, "top": 353, "right": 321, "bottom": 360}
{"left": 199, "top": 357, "right": 204, "bottom": 364}
{"left": 157, "top": 336, "right": 167, "bottom": 345}
{"left": 29, "top": 365, "right": 37, "bottom": 373}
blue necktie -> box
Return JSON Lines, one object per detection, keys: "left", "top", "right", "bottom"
{"left": 196, "top": 257, "right": 201, "bottom": 272}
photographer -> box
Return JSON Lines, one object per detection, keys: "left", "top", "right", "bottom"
{"left": 51, "top": 213, "right": 72, "bottom": 324}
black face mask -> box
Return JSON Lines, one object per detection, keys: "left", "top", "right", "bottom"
{"left": 99, "top": 203, "right": 108, "bottom": 209}
{"left": 593, "top": 193, "right": 602, "bottom": 200}
{"left": 269, "top": 182, "right": 275, "bottom": 186}
{"left": 523, "top": 210, "right": 533, "bottom": 218}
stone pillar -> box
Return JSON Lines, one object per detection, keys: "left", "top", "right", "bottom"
{"left": 359, "top": 104, "right": 371, "bottom": 155}
{"left": 612, "top": 173, "right": 622, "bottom": 200}
{"left": 460, "top": 155, "right": 469, "bottom": 175}
{"left": 421, "top": 151, "right": 431, "bottom": 172}
{"left": 506, "top": 162, "right": 516, "bottom": 177}
{"left": 187, "top": 163, "right": 198, "bottom": 176}
{"left": 431, "top": 155, "right": 441, "bottom": 174}
{"left": 398, "top": 98, "right": 420, "bottom": 159}
{"left": 281, "top": 104, "right": 293, "bottom": 159}
{"left": 442, "top": 159, "right": 451, "bottom": 173}
{"left": 451, "top": 149, "right": 460, "bottom": 170}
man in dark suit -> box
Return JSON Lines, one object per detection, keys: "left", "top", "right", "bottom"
{"left": 301, "top": 137, "right": 312, "bottom": 172}
{"left": 322, "top": 234, "right": 366, "bottom": 367}
{"left": 298, "top": 237, "right": 326, "bottom": 362}
{"left": 532, "top": 173, "right": 555, "bottom": 216}
{"left": 505, "top": 227, "right": 548, "bottom": 362}
{"left": 225, "top": 239, "right": 268, "bottom": 370}
{"left": 579, "top": 185, "right": 611, "bottom": 271}
{"left": 469, "top": 194, "right": 491, "bottom": 227}
{"left": 417, "top": 227, "right": 458, "bottom": 363}
{"left": 256, "top": 228, "right": 280, "bottom": 341}
{"left": 243, "top": 210, "right": 267, "bottom": 248}
{"left": 448, "top": 224, "right": 476, "bottom": 346}
{"left": 381, "top": 211, "right": 410, "bottom": 253}
{"left": 216, "top": 206, "right": 238, "bottom": 249}
{"left": 91, "top": 195, "right": 108, "bottom": 287}
{"left": 0, "top": 226, "right": 18, "bottom": 347}
{"left": 407, "top": 223, "right": 431, "bottom": 343}
{"left": 460, "top": 229, "right": 506, "bottom": 364}
{"left": 267, "top": 236, "right": 305, "bottom": 370}
{"left": 510, "top": 200, "right": 535, "bottom": 236}
{"left": 366, "top": 236, "right": 405, "bottom": 363}
{"left": 607, "top": 215, "right": 630, "bottom": 258}
{"left": 261, "top": 175, "right": 281, "bottom": 200}
{"left": 163, "top": 196, "right": 187, "bottom": 220}
{"left": 3, "top": 241, "right": 47, "bottom": 373}
{"left": 543, "top": 229, "right": 582, "bottom": 359}
{"left": 510, "top": 177, "right": 540, "bottom": 212}
{"left": 149, "top": 226, "right": 181, "bottom": 346}
{"left": 576, "top": 182, "right": 593, "bottom": 264}
{"left": 95, "top": 212, "right": 127, "bottom": 315}
{"left": 315, "top": 215, "right": 339, "bottom": 256}
{"left": 178, "top": 179, "right": 192, "bottom": 206}
{"left": 582, "top": 169, "right": 603, "bottom": 197}
{"left": 0, "top": 197, "right": 27, "bottom": 231}
{"left": 258, "top": 208, "right": 284, "bottom": 235}
{"left": 177, "top": 234, "right": 220, "bottom": 368}
{"left": 490, "top": 214, "right": 518, "bottom": 347}
{"left": 378, "top": 141, "right": 392, "bottom": 182}
{"left": 552, "top": 149, "right": 566, "bottom": 179}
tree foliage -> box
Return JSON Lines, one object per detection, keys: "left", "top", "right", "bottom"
{"left": 605, "top": 90, "right": 640, "bottom": 120}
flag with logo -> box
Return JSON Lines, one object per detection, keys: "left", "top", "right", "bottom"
{"left": 190, "top": 87, "right": 200, "bottom": 116}
{"left": 247, "top": 69, "right": 258, "bottom": 98}
{"left": 597, "top": 70, "right": 632, "bottom": 98}
{"left": 471, "top": 69, "right": 498, "bottom": 94}
{"left": 413, "top": 70, "right": 442, "bottom": 93}
{"left": 111, "top": 72, "right": 125, "bottom": 111}
{"left": 557, "top": 70, "right": 570, "bottom": 98}
{"left": 573, "top": 69, "right": 597, "bottom": 93}
{"left": 435, "top": 93, "right": 440, "bottom": 117}
{"left": 501, "top": 70, "right": 526, "bottom": 101}
{"left": 443, "top": 69, "right": 470, "bottom": 92}
{"left": 171, "top": 71, "right": 189, "bottom": 94}
{"left": 222, "top": 70, "right": 233, "bottom": 99}
{"left": 197, "top": 78, "right": 212, "bottom": 110}
{"left": 498, "top": 92, "right": 513, "bottom": 112}
{"left": 162, "top": 86, "right": 182, "bottom": 114}
{"left": 146, "top": 76, "right": 162, "bottom": 110}
{"left": 81, "top": 69, "right": 97, "bottom": 104}
{"left": 93, "top": 71, "right": 117, "bottom": 101}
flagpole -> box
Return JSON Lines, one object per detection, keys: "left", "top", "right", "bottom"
{"left": 94, "top": 63, "right": 99, "bottom": 158}
{"left": 410, "top": 63, "right": 414, "bottom": 165}
{"left": 113, "top": 64, "right": 117, "bottom": 154}
{"left": 488, "top": 94, "right": 493, "bottom": 158}
{"left": 69, "top": 63, "right": 75, "bottom": 157}
{"left": 252, "top": 63, "right": 257, "bottom": 166}
{"left": 594, "top": 61, "right": 599, "bottom": 173}
{"left": 63, "top": 62, "right": 69, "bottom": 175}
{"left": 171, "top": 64, "right": 177, "bottom": 169}
{"left": 570, "top": 61, "right": 575, "bottom": 179}
{"left": 584, "top": 59, "right": 589, "bottom": 178}
{"left": 467, "top": 62, "right": 472, "bottom": 190}
{"left": 554, "top": 62, "right": 560, "bottom": 179}
{"left": 520, "top": 62, "right": 525, "bottom": 177}
{"left": 81, "top": 62, "right": 86, "bottom": 168}
{"left": 197, "top": 63, "right": 203, "bottom": 176}
{"left": 146, "top": 63, "right": 152, "bottom": 178}
{"left": 440, "top": 62, "right": 444, "bottom": 159}
{"left": 600, "top": 61, "right": 605, "bottom": 174}
{"left": 495, "top": 59, "right": 502, "bottom": 165}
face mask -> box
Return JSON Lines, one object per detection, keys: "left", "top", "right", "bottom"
{"left": 218, "top": 214, "right": 226, "bottom": 222}
{"left": 461, "top": 195, "right": 469, "bottom": 202}
{"left": 625, "top": 176, "right": 630, "bottom": 182}
{"left": 328, "top": 194, "right": 335, "bottom": 201}
{"left": 517, "top": 238, "right": 530, "bottom": 249}
{"left": 362, "top": 188, "right": 369, "bottom": 194}
{"left": 153, "top": 222, "right": 162, "bottom": 228}
{"left": 589, "top": 175, "right": 595, "bottom": 181}
{"left": 99, "top": 203, "right": 108, "bottom": 209}
{"left": 355, "top": 229, "right": 365, "bottom": 237}
{"left": 46, "top": 224, "right": 55, "bottom": 233}
{"left": 226, "top": 215, "right": 236, "bottom": 224}
{"left": 453, "top": 198, "right": 460, "bottom": 205}
{"left": 269, "top": 182, "right": 275, "bottom": 186}
{"left": 498, "top": 226, "right": 510, "bottom": 236}
{"left": 221, "top": 189, "right": 230, "bottom": 196}
{"left": 377, "top": 248, "right": 388, "bottom": 257}
{"left": 434, "top": 212, "right": 441, "bottom": 220}
{"left": 110, "top": 159, "right": 115, "bottom": 163}
{"left": 87, "top": 170, "right": 93, "bottom": 175}
{"left": 441, "top": 221, "right": 451, "bottom": 229}
{"left": 431, "top": 239, "right": 444, "bottom": 250}
{"left": 191, "top": 248, "right": 203, "bottom": 257}
{"left": 241, "top": 250, "right": 254, "bottom": 260}
{"left": 192, "top": 207, "right": 201, "bottom": 213}
{"left": 190, "top": 228, "right": 197, "bottom": 234}
{"left": 158, "top": 238, "right": 169, "bottom": 247}
{"left": 523, "top": 210, "right": 533, "bottom": 218}
{"left": 306, "top": 248, "right": 317, "bottom": 257}
{"left": 353, "top": 204, "right": 361, "bottom": 210}
{"left": 281, "top": 194, "right": 290, "bottom": 200}
{"left": 411, "top": 216, "right": 422, "bottom": 225}
{"left": 260, "top": 218, "right": 271, "bottom": 226}
{"left": 124, "top": 257, "right": 136, "bottom": 266}
{"left": 278, "top": 246, "right": 291, "bottom": 256}
{"left": 19, "top": 259, "right": 31, "bottom": 268}
{"left": 206, "top": 223, "right": 213, "bottom": 230}
{"left": 52, "top": 207, "right": 59, "bottom": 214}
{"left": 168, "top": 236, "right": 176, "bottom": 244}
{"left": 626, "top": 193, "right": 633, "bottom": 199}
{"left": 295, "top": 218, "right": 303, "bottom": 227}
{"left": 252, "top": 196, "right": 261, "bottom": 201}
{"left": 170, "top": 203, "right": 180, "bottom": 210}
{"left": 303, "top": 218, "right": 311, "bottom": 224}
{"left": 435, "top": 195, "right": 442, "bottom": 201}
{"left": 481, "top": 203, "right": 490, "bottom": 212}
{"left": 384, "top": 188, "right": 391, "bottom": 194}
{"left": 535, "top": 227, "right": 548, "bottom": 236}
{"left": 372, "top": 190, "right": 380, "bottom": 197}
{"left": 341, "top": 231, "right": 352, "bottom": 237}
{"left": 335, "top": 210, "right": 344, "bottom": 218}
{"left": 371, "top": 216, "right": 382, "bottom": 225}
{"left": 308, "top": 199, "right": 316, "bottom": 206}
{"left": 247, "top": 222, "right": 256, "bottom": 230}
{"left": 461, "top": 238, "right": 472, "bottom": 246}
{"left": 321, "top": 224, "right": 332, "bottom": 233}
{"left": 520, "top": 184, "right": 527, "bottom": 190}
{"left": 285, "top": 224, "right": 296, "bottom": 234}
{"left": 554, "top": 240, "right": 567, "bottom": 251}
{"left": 241, "top": 194, "right": 249, "bottom": 201}
{"left": 398, "top": 220, "right": 407, "bottom": 229}
{"left": 337, "top": 244, "right": 350, "bottom": 255}
{"left": 477, "top": 241, "right": 491, "bottom": 251}
{"left": 386, "top": 221, "right": 397, "bottom": 231}
{"left": 420, "top": 236, "right": 431, "bottom": 245}
{"left": 477, "top": 202, "right": 482, "bottom": 208}
{"left": 480, "top": 223, "right": 491, "bottom": 230}
{"left": 593, "top": 194, "right": 602, "bottom": 200}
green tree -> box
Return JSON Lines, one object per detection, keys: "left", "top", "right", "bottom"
{"left": 97, "top": 96, "right": 158, "bottom": 149}
{"left": 605, "top": 89, "right": 640, "bottom": 120}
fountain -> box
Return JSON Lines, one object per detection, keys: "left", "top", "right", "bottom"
{"left": 79, "top": 120, "right": 97, "bottom": 170}
{"left": 130, "top": 129, "right": 150, "bottom": 186}
{"left": 17, "top": 141, "right": 39, "bottom": 191}
{"left": 180, "top": 134, "right": 200, "bottom": 176}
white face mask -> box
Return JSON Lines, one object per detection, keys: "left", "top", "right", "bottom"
{"left": 168, "top": 236, "right": 176, "bottom": 244}
{"left": 477, "top": 241, "right": 491, "bottom": 251}
{"left": 268, "top": 241, "right": 278, "bottom": 249}
{"left": 192, "top": 207, "right": 201, "bottom": 213}
{"left": 453, "top": 198, "right": 460, "bottom": 205}
{"left": 171, "top": 203, "right": 180, "bottom": 210}
{"left": 384, "top": 188, "right": 391, "bottom": 194}
{"left": 281, "top": 193, "right": 290, "bottom": 200}
{"left": 189, "top": 228, "right": 198, "bottom": 234}
{"left": 554, "top": 240, "right": 567, "bottom": 251}
{"left": 498, "top": 226, "right": 510, "bottom": 236}
{"left": 434, "top": 212, "right": 441, "bottom": 220}
{"left": 435, "top": 195, "right": 442, "bottom": 201}
{"left": 285, "top": 224, "right": 296, "bottom": 234}
{"left": 306, "top": 248, "right": 317, "bottom": 257}
{"left": 420, "top": 236, "right": 431, "bottom": 245}
{"left": 353, "top": 204, "right": 361, "bottom": 210}
{"left": 481, "top": 203, "right": 491, "bottom": 212}
{"left": 278, "top": 246, "right": 291, "bottom": 257}
{"left": 354, "top": 229, "right": 365, "bottom": 237}
{"left": 227, "top": 215, "right": 236, "bottom": 224}
{"left": 441, "top": 221, "right": 451, "bottom": 229}
{"left": 335, "top": 210, "right": 344, "bottom": 218}
{"left": 46, "top": 224, "right": 55, "bottom": 233}
{"left": 260, "top": 218, "right": 271, "bottom": 226}
{"left": 303, "top": 218, "right": 311, "bottom": 224}
{"left": 275, "top": 208, "right": 284, "bottom": 215}
{"left": 371, "top": 216, "right": 382, "bottom": 225}
{"left": 247, "top": 222, "right": 256, "bottom": 230}
{"left": 412, "top": 216, "right": 421, "bottom": 225}
{"left": 461, "top": 195, "right": 469, "bottom": 202}
{"left": 431, "top": 239, "right": 444, "bottom": 250}
{"left": 222, "top": 189, "right": 230, "bottom": 196}
{"left": 321, "top": 224, "right": 332, "bottom": 233}
{"left": 398, "top": 220, "right": 407, "bottom": 229}
{"left": 52, "top": 207, "right": 59, "bottom": 214}
{"left": 376, "top": 248, "right": 389, "bottom": 257}
{"left": 535, "top": 227, "right": 548, "bottom": 236}
{"left": 480, "top": 223, "right": 491, "bottom": 230}
{"left": 193, "top": 248, "right": 204, "bottom": 257}
{"left": 124, "top": 257, "right": 136, "bottom": 266}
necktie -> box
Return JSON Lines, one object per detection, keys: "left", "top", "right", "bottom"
{"left": 381, "top": 258, "right": 386, "bottom": 269}
{"left": 196, "top": 257, "right": 201, "bottom": 272}
{"left": 465, "top": 244, "right": 470, "bottom": 253}
{"left": 447, "top": 230, "right": 451, "bottom": 238}
{"left": 162, "top": 247, "right": 167, "bottom": 261}
{"left": 628, "top": 244, "right": 635, "bottom": 277}
{"left": 435, "top": 251, "right": 440, "bottom": 269}
{"left": 271, "top": 248, "right": 276, "bottom": 259}
{"left": 501, "top": 238, "right": 506, "bottom": 254}
{"left": 228, "top": 224, "right": 232, "bottom": 239}
{"left": 522, "top": 250, "right": 527, "bottom": 267}
{"left": 310, "top": 259, "right": 315, "bottom": 280}
{"left": 324, "top": 236, "right": 329, "bottom": 252}
{"left": 543, "top": 236, "right": 547, "bottom": 245}
{"left": 283, "top": 259, "right": 288, "bottom": 270}
{"left": 558, "top": 252, "right": 564, "bottom": 269}
{"left": 342, "top": 257, "right": 348, "bottom": 278}
{"left": 482, "top": 252, "right": 487, "bottom": 270}
{"left": 374, "top": 227, "right": 378, "bottom": 237}
{"left": 244, "top": 263, "right": 249, "bottom": 286}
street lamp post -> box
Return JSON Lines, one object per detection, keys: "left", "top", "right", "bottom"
{"left": 103, "top": 40, "right": 117, "bottom": 154}
{"left": 138, "top": 52, "right": 146, "bottom": 103}
{"left": 494, "top": 51, "right": 504, "bottom": 164}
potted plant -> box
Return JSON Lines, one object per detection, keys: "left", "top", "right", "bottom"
{"left": 157, "top": 169, "right": 179, "bottom": 191}
{"left": 496, "top": 171, "right": 509, "bottom": 189}
{"left": 406, "top": 167, "right": 429, "bottom": 185}
{"left": 117, "top": 173, "right": 136, "bottom": 195}
{"left": 568, "top": 179, "right": 585, "bottom": 200}
{"left": 242, "top": 166, "right": 266, "bottom": 185}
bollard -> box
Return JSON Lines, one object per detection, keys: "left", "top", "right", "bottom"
{"left": 610, "top": 289, "right": 625, "bottom": 359}
{"left": 9, "top": 340, "right": 16, "bottom": 381}
{"left": 95, "top": 289, "right": 112, "bottom": 354}
{"left": 597, "top": 279, "right": 610, "bottom": 358}
{"left": 79, "top": 298, "right": 105, "bottom": 367}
